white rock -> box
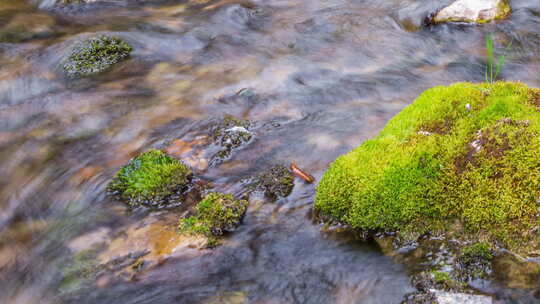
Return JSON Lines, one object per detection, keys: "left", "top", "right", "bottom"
{"left": 433, "top": 0, "right": 511, "bottom": 24}
{"left": 431, "top": 290, "right": 493, "bottom": 304}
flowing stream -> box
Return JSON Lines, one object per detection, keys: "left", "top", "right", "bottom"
{"left": 2, "top": 0, "right": 540, "bottom": 303}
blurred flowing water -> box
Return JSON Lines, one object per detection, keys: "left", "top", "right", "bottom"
{"left": 1, "top": 0, "right": 540, "bottom": 303}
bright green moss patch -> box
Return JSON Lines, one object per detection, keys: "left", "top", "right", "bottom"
{"left": 62, "top": 35, "right": 132, "bottom": 78}
{"left": 315, "top": 82, "right": 540, "bottom": 253}
{"left": 179, "top": 192, "right": 248, "bottom": 246}
{"left": 108, "top": 149, "right": 191, "bottom": 207}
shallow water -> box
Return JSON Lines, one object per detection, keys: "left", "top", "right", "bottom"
{"left": 2, "top": 0, "right": 540, "bottom": 303}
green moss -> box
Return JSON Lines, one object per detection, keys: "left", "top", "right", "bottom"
{"left": 315, "top": 82, "right": 540, "bottom": 253}
{"left": 62, "top": 35, "right": 132, "bottom": 78}
{"left": 108, "top": 149, "right": 191, "bottom": 207}
{"left": 179, "top": 192, "right": 248, "bottom": 245}
{"left": 432, "top": 271, "right": 451, "bottom": 284}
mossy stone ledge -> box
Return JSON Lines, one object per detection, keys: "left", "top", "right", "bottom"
{"left": 108, "top": 149, "right": 192, "bottom": 207}
{"left": 62, "top": 35, "right": 132, "bottom": 78}
{"left": 315, "top": 82, "right": 540, "bottom": 254}
{"left": 178, "top": 192, "right": 248, "bottom": 246}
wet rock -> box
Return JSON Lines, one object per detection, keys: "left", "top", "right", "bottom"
{"left": 432, "top": 290, "right": 493, "bottom": 304}
{"left": 179, "top": 192, "right": 248, "bottom": 247}
{"left": 455, "top": 242, "right": 494, "bottom": 282}
{"left": 62, "top": 35, "right": 132, "bottom": 78}
{"left": 108, "top": 149, "right": 192, "bottom": 208}
{"left": 210, "top": 115, "right": 253, "bottom": 165}
{"left": 250, "top": 165, "right": 295, "bottom": 200}
{"left": 433, "top": 0, "right": 511, "bottom": 24}
{"left": 402, "top": 291, "right": 437, "bottom": 304}
{"left": 377, "top": 234, "right": 496, "bottom": 303}
{"left": 492, "top": 251, "right": 540, "bottom": 290}
{"left": 403, "top": 289, "right": 493, "bottom": 304}
{"left": 97, "top": 213, "right": 206, "bottom": 268}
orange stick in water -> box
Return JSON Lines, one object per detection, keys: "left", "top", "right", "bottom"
{"left": 290, "top": 162, "right": 315, "bottom": 184}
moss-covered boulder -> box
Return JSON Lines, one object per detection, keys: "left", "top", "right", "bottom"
{"left": 108, "top": 150, "right": 192, "bottom": 207}
{"left": 178, "top": 192, "right": 248, "bottom": 246}
{"left": 62, "top": 35, "right": 132, "bottom": 78}
{"left": 316, "top": 82, "right": 540, "bottom": 254}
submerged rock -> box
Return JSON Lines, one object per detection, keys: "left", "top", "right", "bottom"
{"left": 59, "top": 247, "right": 149, "bottom": 297}
{"left": 433, "top": 0, "right": 511, "bottom": 24}
{"left": 108, "top": 149, "right": 192, "bottom": 208}
{"left": 62, "top": 35, "right": 132, "bottom": 78}
{"left": 0, "top": 13, "right": 57, "bottom": 43}
{"left": 178, "top": 192, "right": 248, "bottom": 247}
{"left": 316, "top": 82, "right": 540, "bottom": 255}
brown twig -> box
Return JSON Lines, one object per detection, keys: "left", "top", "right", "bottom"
{"left": 290, "top": 162, "right": 315, "bottom": 183}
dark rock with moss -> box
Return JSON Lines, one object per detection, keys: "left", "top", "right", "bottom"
{"left": 62, "top": 35, "right": 132, "bottom": 78}
{"left": 210, "top": 115, "right": 253, "bottom": 164}
{"left": 178, "top": 192, "right": 248, "bottom": 246}
{"left": 455, "top": 242, "right": 494, "bottom": 282}
{"left": 252, "top": 165, "right": 294, "bottom": 200}
{"left": 316, "top": 82, "right": 540, "bottom": 255}
{"left": 374, "top": 233, "right": 493, "bottom": 302}
{"left": 108, "top": 149, "right": 192, "bottom": 208}
{"left": 400, "top": 242, "right": 495, "bottom": 303}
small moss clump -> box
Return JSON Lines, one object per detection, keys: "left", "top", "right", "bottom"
{"left": 255, "top": 165, "right": 295, "bottom": 200}
{"left": 108, "top": 150, "right": 191, "bottom": 207}
{"left": 431, "top": 271, "right": 458, "bottom": 290}
{"left": 210, "top": 115, "right": 253, "bottom": 164}
{"left": 178, "top": 193, "right": 248, "bottom": 245}
{"left": 315, "top": 82, "right": 540, "bottom": 253}
{"left": 62, "top": 35, "right": 132, "bottom": 78}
